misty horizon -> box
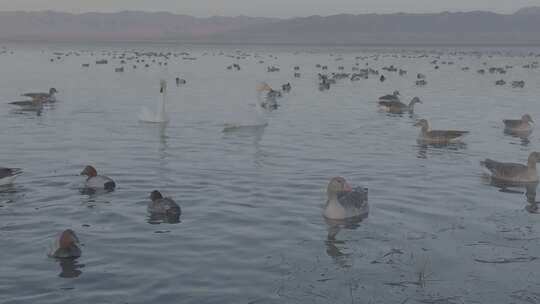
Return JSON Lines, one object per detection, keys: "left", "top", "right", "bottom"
{"left": 0, "top": 7, "right": 538, "bottom": 19}
{"left": 0, "top": 0, "right": 539, "bottom": 18}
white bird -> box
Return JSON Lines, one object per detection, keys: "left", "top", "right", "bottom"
{"left": 222, "top": 82, "right": 269, "bottom": 132}
{"left": 139, "top": 80, "right": 169, "bottom": 123}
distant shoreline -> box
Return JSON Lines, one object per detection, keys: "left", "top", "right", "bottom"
{"left": 2, "top": 38, "right": 540, "bottom": 48}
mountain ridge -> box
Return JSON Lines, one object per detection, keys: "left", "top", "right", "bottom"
{"left": 0, "top": 9, "right": 539, "bottom": 45}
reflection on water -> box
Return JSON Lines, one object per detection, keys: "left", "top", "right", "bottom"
{"left": 156, "top": 123, "right": 169, "bottom": 159}
{"left": 504, "top": 129, "right": 532, "bottom": 146}
{"left": 222, "top": 123, "right": 266, "bottom": 166}
{"left": 525, "top": 202, "right": 538, "bottom": 213}
{"left": 416, "top": 142, "right": 467, "bottom": 158}
{"left": 10, "top": 106, "right": 43, "bottom": 116}
{"left": 484, "top": 177, "right": 539, "bottom": 214}
{"left": 324, "top": 213, "right": 368, "bottom": 268}
{"left": 57, "top": 258, "right": 85, "bottom": 279}
{"left": 325, "top": 239, "right": 350, "bottom": 268}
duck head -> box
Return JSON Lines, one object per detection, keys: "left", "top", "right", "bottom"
{"left": 327, "top": 176, "right": 352, "bottom": 198}
{"left": 59, "top": 229, "right": 80, "bottom": 250}
{"left": 49, "top": 88, "right": 58, "bottom": 95}
{"left": 80, "top": 165, "right": 97, "bottom": 178}
{"left": 393, "top": 90, "right": 400, "bottom": 96}
{"left": 150, "top": 190, "right": 163, "bottom": 202}
{"left": 522, "top": 114, "right": 534, "bottom": 123}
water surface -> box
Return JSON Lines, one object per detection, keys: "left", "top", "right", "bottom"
{"left": 1, "top": 43, "right": 539, "bottom": 303}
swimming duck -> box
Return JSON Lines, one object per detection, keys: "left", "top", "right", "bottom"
{"left": 512, "top": 81, "right": 525, "bottom": 88}
{"left": 0, "top": 167, "right": 22, "bottom": 185}
{"left": 281, "top": 83, "right": 291, "bottom": 92}
{"left": 49, "top": 229, "right": 81, "bottom": 259}
{"left": 414, "top": 119, "right": 469, "bottom": 144}
{"left": 21, "top": 88, "right": 58, "bottom": 103}
{"left": 148, "top": 190, "right": 181, "bottom": 218}
{"left": 503, "top": 114, "right": 534, "bottom": 133}
{"left": 378, "top": 90, "right": 400, "bottom": 103}
{"left": 379, "top": 97, "right": 422, "bottom": 114}
{"left": 481, "top": 152, "right": 540, "bottom": 183}
{"left": 176, "top": 77, "right": 186, "bottom": 86}
{"left": 80, "top": 165, "right": 116, "bottom": 192}
{"left": 324, "top": 177, "right": 369, "bottom": 220}
{"left": 415, "top": 79, "right": 427, "bottom": 86}
{"left": 257, "top": 84, "right": 280, "bottom": 111}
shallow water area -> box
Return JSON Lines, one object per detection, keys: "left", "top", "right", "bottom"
{"left": 1, "top": 43, "right": 540, "bottom": 303}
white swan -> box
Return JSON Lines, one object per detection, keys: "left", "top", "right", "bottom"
{"left": 139, "top": 80, "right": 169, "bottom": 123}
{"left": 222, "top": 82, "right": 269, "bottom": 132}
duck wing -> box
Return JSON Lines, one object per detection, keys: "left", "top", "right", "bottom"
{"left": 481, "top": 159, "right": 527, "bottom": 177}
{"left": 337, "top": 187, "right": 368, "bottom": 211}
{"left": 149, "top": 198, "right": 181, "bottom": 215}
{"left": 21, "top": 93, "right": 48, "bottom": 99}
{"left": 503, "top": 119, "right": 522, "bottom": 128}
{"left": 379, "top": 94, "right": 398, "bottom": 100}
{"left": 428, "top": 130, "right": 469, "bottom": 139}
{"left": 162, "top": 198, "right": 181, "bottom": 215}
{"left": 86, "top": 175, "right": 115, "bottom": 192}
{"left": 378, "top": 100, "right": 406, "bottom": 109}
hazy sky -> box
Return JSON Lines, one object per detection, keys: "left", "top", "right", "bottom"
{"left": 0, "top": 0, "right": 538, "bottom": 17}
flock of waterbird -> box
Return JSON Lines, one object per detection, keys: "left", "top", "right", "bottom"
{"left": 1, "top": 46, "right": 539, "bottom": 261}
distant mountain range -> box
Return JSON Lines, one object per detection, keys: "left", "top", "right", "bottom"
{"left": 0, "top": 11, "right": 277, "bottom": 41}
{"left": 1, "top": 8, "right": 540, "bottom": 45}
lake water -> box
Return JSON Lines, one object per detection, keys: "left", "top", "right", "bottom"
{"left": 1, "top": 43, "right": 539, "bottom": 303}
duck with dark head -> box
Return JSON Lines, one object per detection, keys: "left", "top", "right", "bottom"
{"left": 148, "top": 190, "right": 181, "bottom": 223}
{"left": 80, "top": 165, "right": 116, "bottom": 193}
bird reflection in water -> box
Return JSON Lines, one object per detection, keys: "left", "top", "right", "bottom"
{"left": 485, "top": 178, "right": 538, "bottom": 214}
{"left": 57, "top": 258, "right": 85, "bottom": 278}
{"left": 324, "top": 213, "right": 369, "bottom": 268}
{"left": 157, "top": 123, "right": 169, "bottom": 161}
{"left": 10, "top": 104, "right": 44, "bottom": 116}
{"left": 222, "top": 123, "right": 267, "bottom": 167}
{"left": 416, "top": 142, "right": 467, "bottom": 159}
{"left": 504, "top": 129, "right": 532, "bottom": 147}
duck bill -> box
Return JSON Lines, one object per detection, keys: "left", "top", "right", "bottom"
{"left": 344, "top": 182, "right": 353, "bottom": 192}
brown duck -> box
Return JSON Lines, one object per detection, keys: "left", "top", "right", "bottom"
{"left": 481, "top": 152, "right": 540, "bottom": 183}
{"left": 414, "top": 119, "right": 469, "bottom": 144}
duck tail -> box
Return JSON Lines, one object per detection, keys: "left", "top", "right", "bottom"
{"left": 104, "top": 181, "right": 116, "bottom": 192}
